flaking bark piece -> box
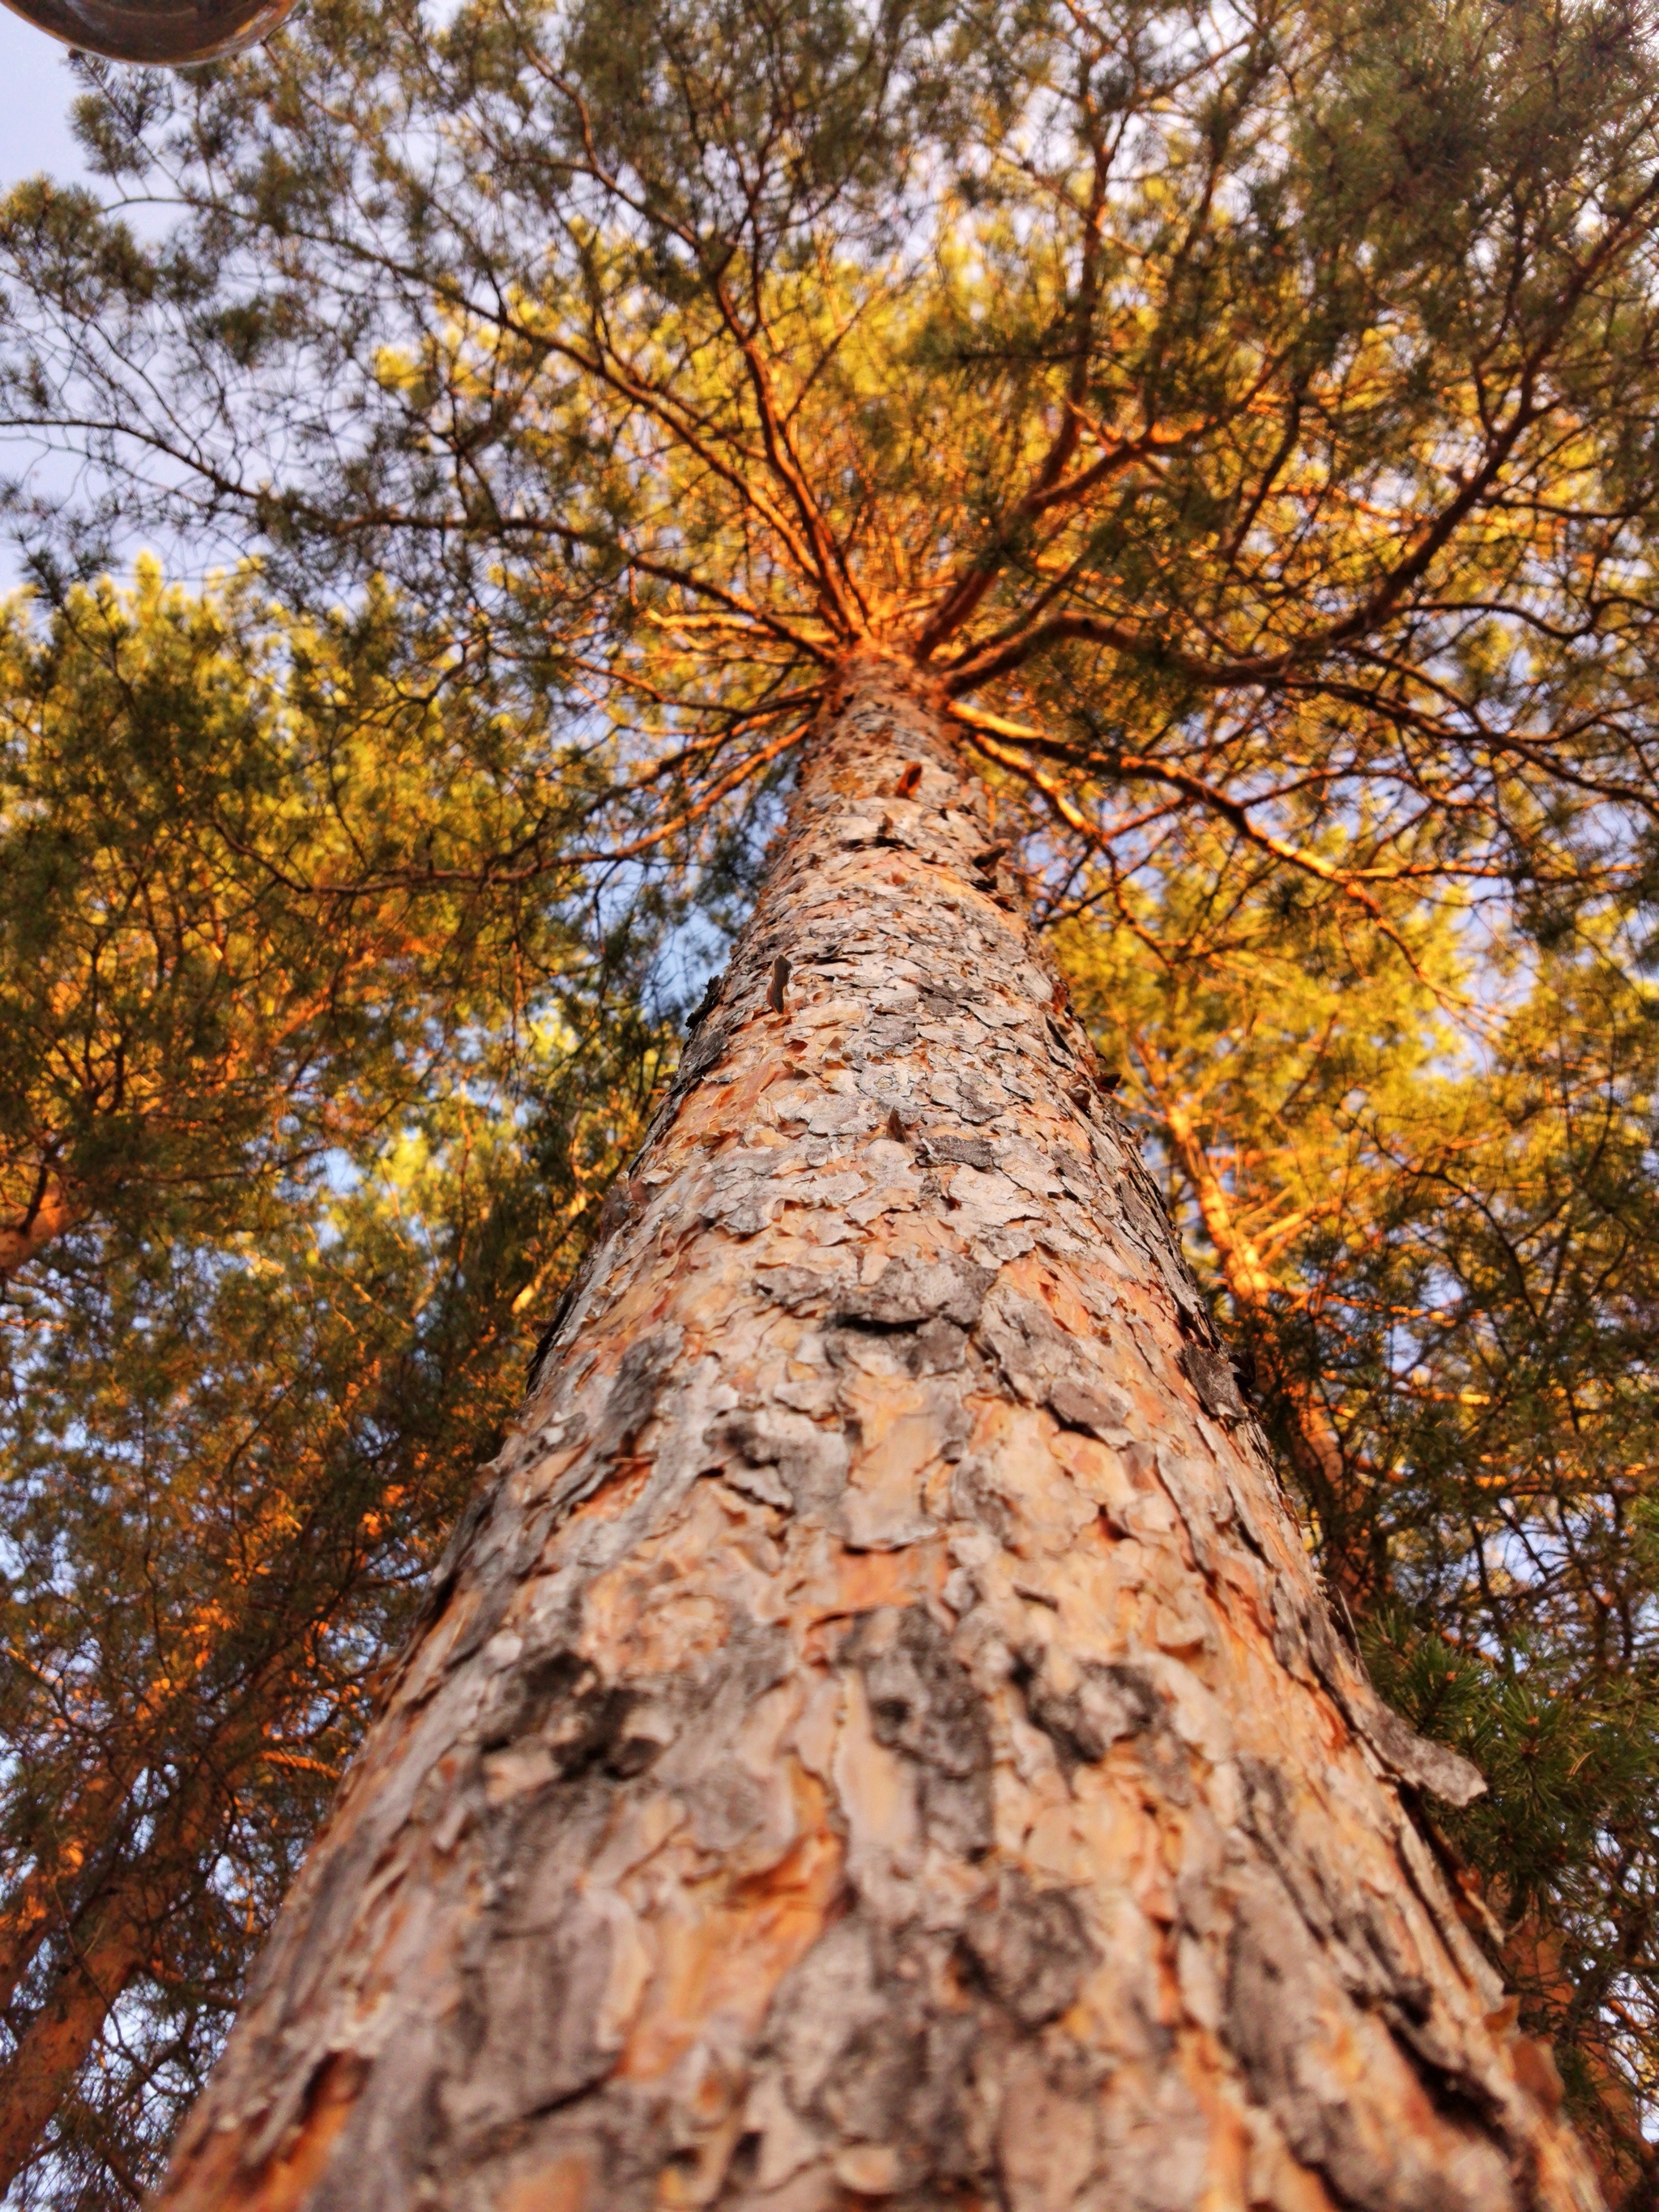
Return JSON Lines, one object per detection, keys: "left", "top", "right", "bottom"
{"left": 755, "top": 1262, "right": 854, "bottom": 1315}
{"left": 959, "top": 1870, "right": 1098, "bottom": 2027}
{"left": 1018, "top": 1656, "right": 1158, "bottom": 1770}
{"left": 915, "top": 1134, "right": 996, "bottom": 1170}
{"left": 1275, "top": 1579, "right": 1487, "bottom": 1807}
{"left": 1047, "top": 1373, "right": 1132, "bottom": 1441}
{"left": 1341, "top": 1677, "right": 1488, "bottom": 1809}
{"left": 1183, "top": 1340, "right": 1247, "bottom": 1422}
{"left": 684, "top": 972, "right": 723, "bottom": 1031}
{"left": 844, "top": 1605, "right": 993, "bottom": 1860}
{"left": 591, "top": 1328, "right": 684, "bottom": 1460}
{"left": 832, "top": 1252, "right": 996, "bottom": 1332}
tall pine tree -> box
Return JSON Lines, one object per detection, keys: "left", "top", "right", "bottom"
{"left": 3, "top": 0, "right": 1659, "bottom": 2201}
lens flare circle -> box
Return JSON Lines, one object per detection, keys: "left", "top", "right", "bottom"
{"left": 0, "top": 0, "right": 296, "bottom": 66}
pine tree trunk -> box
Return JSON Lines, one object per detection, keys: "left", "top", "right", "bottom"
{"left": 0, "top": 1177, "right": 76, "bottom": 1273}
{"left": 0, "top": 1882, "right": 147, "bottom": 2193}
{"left": 0, "top": 1764, "right": 230, "bottom": 2190}
{"left": 156, "top": 651, "right": 1603, "bottom": 2212}
{"left": 0, "top": 1762, "right": 147, "bottom": 2018}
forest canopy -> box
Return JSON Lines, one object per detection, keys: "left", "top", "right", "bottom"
{"left": 0, "top": 0, "right": 1657, "bottom": 2198}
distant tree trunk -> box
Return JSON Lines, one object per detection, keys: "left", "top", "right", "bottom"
{"left": 0, "top": 1750, "right": 173, "bottom": 2027}
{"left": 0, "top": 1175, "right": 78, "bottom": 1275}
{"left": 0, "top": 1777, "right": 130, "bottom": 2192}
{"left": 156, "top": 652, "right": 1602, "bottom": 2212}
{"left": 0, "top": 1764, "right": 234, "bottom": 2195}
{"left": 0, "top": 1881, "right": 149, "bottom": 2197}
{"left": 0, "top": 1792, "right": 114, "bottom": 2018}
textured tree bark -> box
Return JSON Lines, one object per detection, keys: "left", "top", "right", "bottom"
{"left": 156, "top": 651, "right": 1602, "bottom": 2212}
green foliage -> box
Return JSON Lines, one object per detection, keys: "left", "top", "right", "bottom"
{"left": 0, "top": 556, "right": 653, "bottom": 1256}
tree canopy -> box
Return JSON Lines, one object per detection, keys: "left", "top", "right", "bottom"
{"left": 9, "top": 0, "right": 1659, "bottom": 924}
{"left": 2, "top": 0, "right": 1659, "bottom": 2195}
